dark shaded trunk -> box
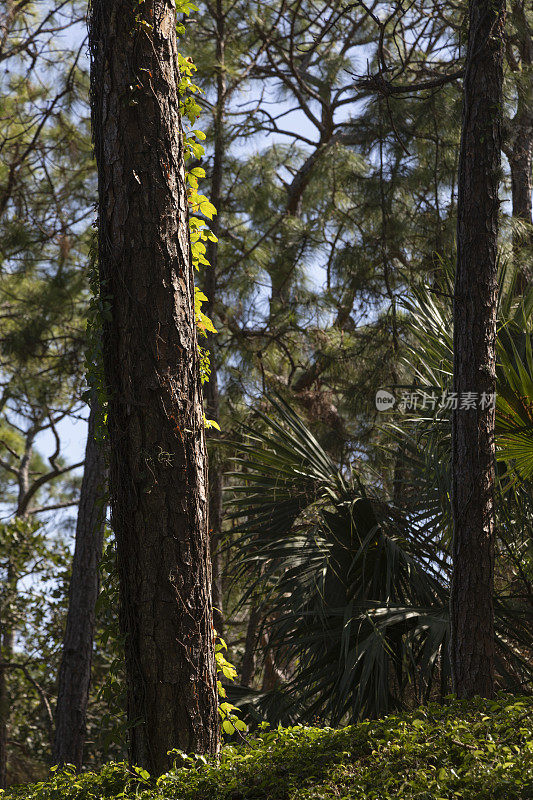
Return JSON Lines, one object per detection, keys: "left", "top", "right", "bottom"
{"left": 510, "top": 128, "right": 533, "bottom": 254}
{"left": 507, "top": 1, "right": 533, "bottom": 290}
{"left": 0, "top": 562, "right": 16, "bottom": 790}
{"left": 207, "top": 421, "right": 224, "bottom": 639}
{"left": 205, "top": 0, "right": 226, "bottom": 639}
{"left": 0, "top": 434, "right": 34, "bottom": 787}
{"left": 206, "top": 351, "right": 224, "bottom": 638}
{"left": 240, "top": 605, "right": 261, "bottom": 688}
{"left": 260, "top": 631, "right": 286, "bottom": 692}
{"left": 0, "top": 615, "right": 8, "bottom": 788}
{"left": 53, "top": 405, "right": 107, "bottom": 769}
{"left": 205, "top": 354, "right": 223, "bottom": 641}
{"left": 451, "top": 0, "right": 505, "bottom": 698}
{"left": 89, "top": 0, "right": 219, "bottom": 774}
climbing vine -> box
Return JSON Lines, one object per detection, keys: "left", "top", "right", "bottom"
{"left": 176, "top": 6, "right": 219, "bottom": 410}
{"left": 88, "top": 0, "right": 244, "bottom": 746}
{"left": 176, "top": 4, "right": 245, "bottom": 737}
{"left": 85, "top": 0, "right": 219, "bottom": 428}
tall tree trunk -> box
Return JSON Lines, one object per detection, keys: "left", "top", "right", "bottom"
{"left": 53, "top": 405, "right": 107, "bottom": 769}
{"left": 451, "top": 0, "right": 505, "bottom": 698}
{"left": 89, "top": 0, "right": 219, "bottom": 774}
{"left": 507, "top": 1, "right": 533, "bottom": 290}
{"left": 205, "top": 0, "right": 226, "bottom": 639}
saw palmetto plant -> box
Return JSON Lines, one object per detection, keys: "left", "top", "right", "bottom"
{"left": 227, "top": 387, "right": 532, "bottom": 726}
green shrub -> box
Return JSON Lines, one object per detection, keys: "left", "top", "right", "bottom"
{"left": 3, "top": 696, "right": 532, "bottom": 799}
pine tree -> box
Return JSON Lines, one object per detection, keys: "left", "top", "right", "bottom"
{"left": 89, "top": 0, "right": 219, "bottom": 773}
{"left": 451, "top": 0, "right": 506, "bottom": 699}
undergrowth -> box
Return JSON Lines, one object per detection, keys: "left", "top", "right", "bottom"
{"left": 4, "top": 695, "right": 532, "bottom": 799}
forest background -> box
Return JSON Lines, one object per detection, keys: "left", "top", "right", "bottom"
{"left": 0, "top": 0, "right": 532, "bottom": 786}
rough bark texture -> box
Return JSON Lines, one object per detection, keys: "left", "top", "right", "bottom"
{"left": 451, "top": 0, "right": 505, "bottom": 699}
{"left": 54, "top": 406, "right": 107, "bottom": 769}
{"left": 89, "top": 0, "right": 219, "bottom": 773}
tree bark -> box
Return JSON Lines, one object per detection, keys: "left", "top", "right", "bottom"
{"left": 53, "top": 405, "right": 107, "bottom": 769}
{"left": 451, "top": 0, "right": 505, "bottom": 699}
{"left": 89, "top": 0, "right": 219, "bottom": 774}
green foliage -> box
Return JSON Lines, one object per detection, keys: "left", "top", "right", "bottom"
{"left": 177, "top": 42, "right": 218, "bottom": 385}
{"left": 92, "top": 539, "right": 128, "bottom": 759}
{"left": 215, "top": 637, "right": 248, "bottom": 737}
{"left": 495, "top": 294, "right": 533, "bottom": 482}
{"left": 0, "top": 519, "right": 72, "bottom": 768}
{"left": 398, "top": 262, "right": 533, "bottom": 486}
{"left": 226, "top": 395, "right": 532, "bottom": 723}
{"left": 88, "top": 12, "right": 217, "bottom": 425}
{"left": 93, "top": 550, "right": 245, "bottom": 750}
{"left": 3, "top": 697, "right": 532, "bottom": 799}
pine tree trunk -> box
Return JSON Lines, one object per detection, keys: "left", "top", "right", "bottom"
{"left": 89, "top": 0, "right": 219, "bottom": 774}
{"left": 451, "top": 0, "right": 505, "bottom": 699}
{"left": 54, "top": 405, "right": 107, "bottom": 769}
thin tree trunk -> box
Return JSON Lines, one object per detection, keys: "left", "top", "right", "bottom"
{"left": 0, "top": 681, "right": 5, "bottom": 789}
{"left": 207, "top": 416, "right": 224, "bottom": 639}
{"left": 205, "top": 0, "right": 226, "bottom": 639}
{"left": 0, "top": 598, "right": 14, "bottom": 790}
{"left": 89, "top": 0, "right": 219, "bottom": 774}
{"left": 451, "top": 0, "right": 505, "bottom": 698}
{"left": 240, "top": 605, "right": 261, "bottom": 688}
{"left": 53, "top": 405, "right": 107, "bottom": 769}
{"left": 0, "top": 593, "right": 11, "bottom": 789}
{"left": 260, "top": 631, "right": 286, "bottom": 692}
{"left": 507, "top": 1, "right": 533, "bottom": 290}
{"left": 0, "top": 430, "right": 35, "bottom": 787}
{"left": 510, "top": 128, "right": 533, "bottom": 258}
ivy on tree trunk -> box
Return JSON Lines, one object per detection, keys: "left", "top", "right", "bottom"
{"left": 89, "top": 0, "right": 219, "bottom": 774}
